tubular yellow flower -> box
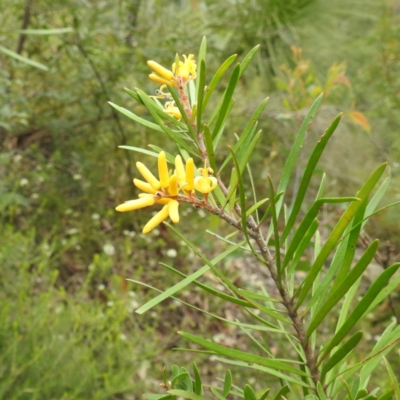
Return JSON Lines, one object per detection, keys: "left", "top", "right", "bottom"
{"left": 147, "top": 60, "right": 175, "bottom": 82}
{"left": 148, "top": 73, "right": 170, "bottom": 86}
{"left": 175, "top": 155, "right": 186, "bottom": 186}
{"left": 168, "top": 200, "right": 180, "bottom": 223}
{"left": 164, "top": 102, "right": 182, "bottom": 120}
{"left": 168, "top": 174, "right": 179, "bottom": 196}
{"left": 138, "top": 193, "right": 172, "bottom": 205}
{"left": 142, "top": 204, "right": 170, "bottom": 234}
{"left": 158, "top": 151, "right": 169, "bottom": 188}
{"left": 184, "top": 157, "right": 195, "bottom": 192}
{"left": 115, "top": 195, "right": 155, "bottom": 212}
{"left": 136, "top": 162, "right": 161, "bottom": 190}
{"left": 133, "top": 178, "right": 156, "bottom": 194}
{"left": 172, "top": 54, "right": 197, "bottom": 81}
{"left": 194, "top": 166, "right": 218, "bottom": 194}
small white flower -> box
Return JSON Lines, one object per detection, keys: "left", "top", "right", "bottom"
{"left": 91, "top": 213, "right": 100, "bottom": 220}
{"left": 14, "top": 154, "right": 22, "bottom": 163}
{"left": 67, "top": 228, "right": 78, "bottom": 235}
{"left": 19, "top": 178, "right": 29, "bottom": 187}
{"left": 166, "top": 248, "right": 177, "bottom": 258}
{"left": 64, "top": 208, "right": 73, "bottom": 215}
{"left": 73, "top": 174, "right": 82, "bottom": 180}
{"left": 120, "top": 333, "right": 127, "bottom": 341}
{"left": 88, "top": 264, "right": 95, "bottom": 271}
{"left": 103, "top": 243, "right": 115, "bottom": 256}
{"left": 75, "top": 244, "right": 81, "bottom": 250}
{"left": 31, "top": 193, "right": 39, "bottom": 200}
{"left": 98, "top": 284, "right": 105, "bottom": 291}
{"left": 151, "top": 228, "right": 160, "bottom": 236}
{"left": 107, "top": 301, "right": 114, "bottom": 307}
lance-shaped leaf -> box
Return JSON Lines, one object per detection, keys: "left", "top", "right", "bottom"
{"left": 0, "top": 45, "right": 49, "bottom": 70}
{"left": 109, "top": 102, "right": 163, "bottom": 132}
{"left": 223, "top": 369, "right": 232, "bottom": 397}
{"left": 193, "top": 363, "right": 203, "bottom": 396}
{"left": 136, "top": 240, "right": 246, "bottom": 314}
{"left": 239, "top": 45, "right": 260, "bottom": 77}
{"left": 202, "top": 54, "right": 237, "bottom": 112}
{"left": 167, "top": 389, "right": 203, "bottom": 400}
{"left": 268, "top": 176, "right": 281, "bottom": 277}
{"left": 283, "top": 197, "right": 359, "bottom": 271}
{"left": 296, "top": 163, "right": 387, "bottom": 308}
{"left": 272, "top": 385, "right": 290, "bottom": 400}
{"left": 166, "top": 83, "right": 196, "bottom": 141}
{"left": 136, "top": 89, "right": 196, "bottom": 155}
{"left": 320, "top": 331, "right": 363, "bottom": 382}
{"left": 211, "top": 64, "right": 240, "bottom": 140}
{"left": 319, "top": 262, "right": 400, "bottom": 362}
{"left": 160, "top": 259, "right": 254, "bottom": 309}
{"left": 275, "top": 93, "right": 323, "bottom": 216}
{"left": 244, "top": 384, "right": 257, "bottom": 400}
{"left": 219, "top": 97, "right": 269, "bottom": 173}
{"left": 203, "top": 124, "right": 216, "bottom": 172}
{"left": 196, "top": 59, "right": 206, "bottom": 131}
{"left": 282, "top": 113, "right": 342, "bottom": 243}
{"left": 307, "top": 240, "right": 379, "bottom": 337}
{"left": 178, "top": 332, "right": 307, "bottom": 377}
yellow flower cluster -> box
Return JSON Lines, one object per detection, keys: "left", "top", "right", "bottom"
{"left": 147, "top": 54, "right": 197, "bottom": 87}
{"left": 116, "top": 152, "right": 217, "bottom": 234}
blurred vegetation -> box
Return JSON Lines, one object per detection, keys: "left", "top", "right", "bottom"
{"left": 1, "top": 0, "right": 400, "bottom": 398}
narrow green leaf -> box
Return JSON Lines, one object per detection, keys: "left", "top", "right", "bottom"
{"left": 167, "top": 389, "right": 203, "bottom": 400}
{"left": 246, "top": 198, "right": 269, "bottom": 217}
{"left": 166, "top": 83, "right": 197, "bottom": 141}
{"left": 307, "top": 240, "right": 379, "bottom": 336}
{"left": 268, "top": 176, "right": 281, "bottom": 277}
{"left": 317, "top": 382, "right": 329, "bottom": 400}
{"left": 355, "top": 389, "right": 369, "bottom": 399}
{"left": 160, "top": 263, "right": 255, "bottom": 308}
{"left": 331, "top": 199, "right": 368, "bottom": 295}
{"left": 136, "top": 240, "right": 246, "bottom": 314}
{"left": 272, "top": 385, "right": 290, "bottom": 400}
{"left": 239, "top": 45, "right": 260, "bottom": 77}
{"left": 193, "top": 363, "right": 203, "bottom": 396}
{"left": 118, "top": 145, "right": 159, "bottom": 158}
{"left": 179, "top": 332, "right": 307, "bottom": 376}
{"left": 136, "top": 89, "right": 196, "bottom": 155}
{"left": 383, "top": 357, "right": 400, "bottom": 400}
{"left": 202, "top": 54, "right": 237, "bottom": 111}
{"left": 288, "top": 218, "right": 319, "bottom": 276}
{"left": 196, "top": 59, "right": 206, "bottom": 131}
{"left": 211, "top": 64, "right": 240, "bottom": 139}
{"left": 214, "top": 357, "right": 310, "bottom": 387}
{"left": 319, "top": 262, "right": 400, "bottom": 362}
{"left": 244, "top": 384, "right": 257, "bottom": 400}
{"left": 219, "top": 97, "right": 269, "bottom": 173}
{"left": 9, "top": 28, "right": 73, "bottom": 34}
{"left": 259, "top": 388, "right": 270, "bottom": 400}
{"left": 276, "top": 93, "right": 324, "bottom": 215}
{"left": 203, "top": 124, "right": 216, "bottom": 172}
{"left": 0, "top": 45, "right": 48, "bottom": 70}
{"left": 223, "top": 370, "right": 232, "bottom": 397}
{"left": 320, "top": 331, "right": 363, "bottom": 381}
{"left": 283, "top": 197, "right": 358, "bottom": 271}
{"left": 171, "top": 372, "right": 190, "bottom": 387}
{"left": 296, "top": 163, "right": 387, "bottom": 308}
{"left": 143, "top": 394, "right": 176, "bottom": 400}
{"left": 237, "top": 130, "right": 262, "bottom": 174}
{"left": 210, "top": 388, "right": 227, "bottom": 400}
{"left": 109, "top": 101, "right": 164, "bottom": 132}
{"left": 282, "top": 113, "right": 342, "bottom": 243}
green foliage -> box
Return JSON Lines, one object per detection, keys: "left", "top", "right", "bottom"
{"left": 119, "top": 39, "right": 400, "bottom": 399}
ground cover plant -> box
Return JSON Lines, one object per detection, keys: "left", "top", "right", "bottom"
{"left": 114, "top": 39, "right": 400, "bottom": 399}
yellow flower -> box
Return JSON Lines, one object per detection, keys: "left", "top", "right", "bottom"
{"left": 184, "top": 157, "right": 195, "bottom": 193}
{"left": 172, "top": 54, "right": 197, "bottom": 81}
{"left": 158, "top": 151, "right": 170, "bottom": 188}
{"left": 147, "top": 54, "right": 197, "bottom": 87}
{"left": 115, "top": 194, "right": 155, "bottom": 212}
{"left": 117, "top": 151, "right": 187, "bottom": 233}
{"left": 164, "top": 101, "right": 182, "bottom": 120}
{"left": 194, "top": 164, "right": 218, "bottom": 194}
